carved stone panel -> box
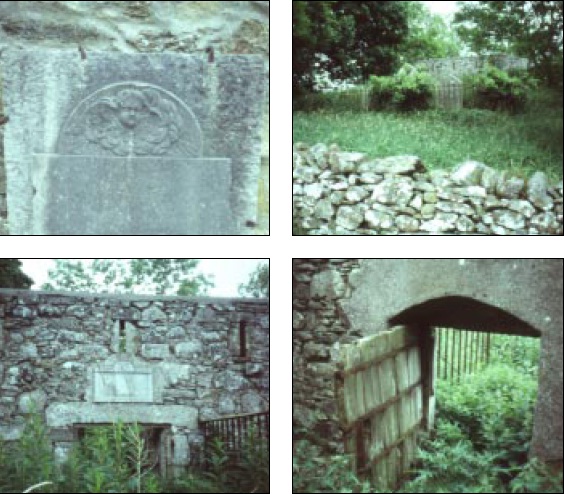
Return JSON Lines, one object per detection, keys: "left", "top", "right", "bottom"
{"left": 57, "top": 82, "right": 203, "bottom": 158}
{"left": 93, "top": 369, "right": 153, "bottom": 403}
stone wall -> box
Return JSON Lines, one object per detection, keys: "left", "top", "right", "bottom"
{"left": 415, "top": 55, "right": 529, "bottom": 80}
{"left": 0, "top": 1, "right": 269, "bottom": 235}
{"left": 0, "top": 289, "right": 269, "bottom": 468}
{"left": 292, "top": 259, "right": 361, "bottom": 453}
{"left": 293, "top": 259, "right": 563, "bottom": 464}
{"left": 293, "top": 143, "right": 563, "bottom": 235}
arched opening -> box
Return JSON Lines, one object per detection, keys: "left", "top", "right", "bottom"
{"left": 385, "top": 296, "right": 543, "bottom": 489}
{"left": 388, "top": 295, "right": 542, "bottom": 337}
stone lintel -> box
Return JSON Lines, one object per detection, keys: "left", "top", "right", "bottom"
{"left": 45, "top": 403, "right": 198, "bottom": 429}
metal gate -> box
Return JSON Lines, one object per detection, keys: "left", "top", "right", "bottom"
{"left": 335, "top": 325, "right": 434, "bottom": 490}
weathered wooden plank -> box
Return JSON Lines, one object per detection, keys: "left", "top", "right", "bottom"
{"left": 336, "top": 325, "right": 428, "bottom": 491}
{"left": 395, "top": 351, "right": 410, "bottom": 392}
{"left": 359, "top": 344, "right": 373, "bottom": 415}
{"left": 378, "top": 357, "right": 396, "bottom": 403}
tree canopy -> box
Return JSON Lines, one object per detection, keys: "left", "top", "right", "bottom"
{"left": 400, "top": 2, "right": 462, "bottom": 62}
{"left": 454, "top": 1, "right": 563, "bottom": 85}
{"left": 293, "top": 1, "right": 409, "bottom": 93}
{"left": 42, "top": 259, "right": 213, "bottom": 296}
{"left": 238, "top": 262, "right": 269, "bottom": 298}
{"left": 0, "top": 259, "right": 33, "bottom": 289}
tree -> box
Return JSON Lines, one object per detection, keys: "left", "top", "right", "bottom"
{"left": 42, "top": 259, "right": 213, "bottom": 296}
{"left": 0, "top": 259, "right": 33, "bottom": 288}
{"left": 238, "top": 263, "right": 269, "bottom": 298}
{"left": 400, "top": 2, "right": 462, "bottom": 62}
{"left": 293, "top": 1, "right": 409, "bottom": 93}
{"left": 453, "top": 1, "right": 563, "bottom": 86}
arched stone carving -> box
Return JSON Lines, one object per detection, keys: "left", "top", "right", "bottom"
{"left": 57, "top": 82, "right": 202, "bottom": 157}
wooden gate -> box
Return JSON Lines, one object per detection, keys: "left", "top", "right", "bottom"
{"left": 335, "top": 326, "right": 434, "bottom": 490}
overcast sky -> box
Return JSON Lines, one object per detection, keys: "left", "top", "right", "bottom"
{"left": 421, "top": 1, "right": 461, "bottom": 19}
{"left": 19, "top": 259, "right": 268, "bottom": 297}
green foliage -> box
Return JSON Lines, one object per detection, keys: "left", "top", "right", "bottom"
{"left": 464, "top": 65, "right": 538, "bottom": 113}
{"left": 293, "top": 85, "right": 371, "bottom": 112}
{"left": 0, "top": 259, "right": 34, "bottom": 288}
{"left": 437, "top": 365, "right": 537, "bottom": 468}
{"left": 238, "top": 262, "right": 269, "bottom": 298}
{"left": 453, "top": 1, "right": 563, "bottom": 87}
{"left": 0, "top": 414, "right": 269, "bottom": 493}
{"left": 509, "top": 458, "right": 564, "bottom": 493}
{"left": 42, "top": 259, "right": 214, "bottom": 295}
{"left": 405, "top": 420, "right": 504, "bottom": 493}
{"left": 487, "top": 335, "right": 540, "bottom": 377}
{"left": 1, "top": 407, "right": 56, "bottom": 493}
{"left": 369, "top": 65, "right": 434, "bottom": 111}
{"left": 71, "top": 421, "right": 150, "bottom": 493}
{"left": 20, "top": 410, "right": 55, "bottom": 492}
{"left": 236, "top": 425, "right": 270, "bottom": 493}
{"left": 400, "top": 2, "right": 462, "bottom": 62}
{"left": 293, "top": 1, "right": 409, "bottom": 93}
{"left": 292, "top": 439, "right": 376, "bottom": 493}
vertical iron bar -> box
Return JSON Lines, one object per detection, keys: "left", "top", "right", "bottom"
{"left": 436, "top": 328, "right": 442, "bottom": 380}
{"left": 456, "top": 330, "right": 462, "bottom": 383}
{"left": 475, "top": 332, "right": 480, "bottom": 372}
{"left": 450, "top": 329, "right": 455, "bottom": 382}
{"left": 486, "top": 332, "right": 491, "bottom": 365}
{"left": 463, "top": 330, "right": 468, "bottom": 377}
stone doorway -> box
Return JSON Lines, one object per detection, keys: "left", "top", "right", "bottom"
{"left": 388, "top": 296, "right": 543, "bottom": 454}
{"left": 74, "top": 423, "right": 171, "bottom": 477}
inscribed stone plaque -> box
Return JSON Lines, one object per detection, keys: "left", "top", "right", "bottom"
{"left": 1, "top": 50, "right": 265, "bottom": 234}
{"left": 93, "top": 370, "right": 153, "bottom": 403}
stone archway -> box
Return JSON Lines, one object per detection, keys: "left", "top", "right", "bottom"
{"left": 292, "top": 259, "right": 562, "bottom": 469}
{"left": 339, "top": 259, "right": 563, "bottom": 465}
{"left": 389, "top": 295, "right": 543, "bottom": 454}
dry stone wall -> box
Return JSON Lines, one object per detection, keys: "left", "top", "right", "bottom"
{"left": 293, "top": 143, "right": 563, "bottom": 235}
{"left": 292, "top": 259, "right": 361, "bottom": 453}
{"left": 0, "top": 289, "right": 269, "bottom": 466}
{"left": 415, "top": 55, "right": 528, "bottom": 80}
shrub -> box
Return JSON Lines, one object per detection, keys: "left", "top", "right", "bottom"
{"left": 369, "top": 64, "right": 434, "bottom": 111}
{"left": 464, "top": 65, "right": 538, "bottom": 113}
{"left": 292, "top": 439, "right": 374, "bottom": 493}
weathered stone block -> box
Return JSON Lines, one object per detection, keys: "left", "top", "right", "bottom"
{"left": 141, "top": 344, "right": 170, "bottom": 360}
{"left": 18, "top": 389, "right": 48, "bottom": 413}
{"left": 46, "top": 402, "right": 198, "bottom": 429}
{"left": 175, "top": 341, "right": 203, "bottom": 358}
{"left": 21, "top": 343, "right": 38, "bottom": 359}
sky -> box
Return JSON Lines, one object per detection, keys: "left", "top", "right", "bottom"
{"left": 421, "top": 1, "right": 461, "bottom": 20}
{"left": 19, "top": 259, "right": 268, "bottom": 297}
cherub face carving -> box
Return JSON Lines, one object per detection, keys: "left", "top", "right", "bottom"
{"left": 117, "top": 90, "right": 145, "bottom": 129}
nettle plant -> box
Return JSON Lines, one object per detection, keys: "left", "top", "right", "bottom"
{"left": 369, "top": 64, "right": 434, "bottom": 111}
{"left": 464, "top": 65, "right": 538, "bottom": 113}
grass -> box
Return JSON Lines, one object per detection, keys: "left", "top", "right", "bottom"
{"left": 293, "top": 87, "right": 563, "bottom": 183}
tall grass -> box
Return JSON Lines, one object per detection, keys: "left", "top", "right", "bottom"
{"left": 0, "top": 417, "right": 269, "bottom": 494}
{"left": 293, "top": 87, "right": 563, "bottom": 182}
